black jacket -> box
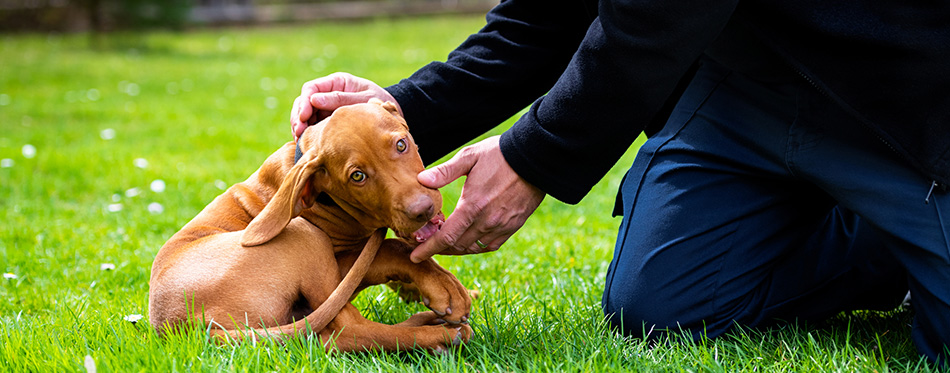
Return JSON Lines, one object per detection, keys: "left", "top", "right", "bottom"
{"left": 386, "top": 0, "right": 950, "bottom": 204}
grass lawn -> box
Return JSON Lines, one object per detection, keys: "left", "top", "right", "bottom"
{"left": 0, "top": 15, "right": 937, "bottom": 372}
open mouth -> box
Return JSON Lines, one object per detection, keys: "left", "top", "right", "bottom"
{"left": 401, "top": 212, "right": 444, "bottom": 243}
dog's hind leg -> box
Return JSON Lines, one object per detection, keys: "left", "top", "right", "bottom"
{"left": 210, "top": 227, "right": 385, "bottom": 343}
{"left": 319, "top": 304, "right": 472, "bottom": 352}
{"left": 336, "top": 239, "right": 472, "bottom": 325}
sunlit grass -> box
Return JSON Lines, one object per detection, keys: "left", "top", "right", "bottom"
{"left": 0, "top": 16, "right": 935, "bottom": 371}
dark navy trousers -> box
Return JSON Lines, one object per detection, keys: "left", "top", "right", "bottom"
{"left": 602, "top": 58, "right": 950, "bottom": 361}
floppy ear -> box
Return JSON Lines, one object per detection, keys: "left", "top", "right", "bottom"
{"left": 369, "top": 98, "right": 401, "bottom": 118}
{"left": 241, "top": 152, "right": 322, "bottom": 247}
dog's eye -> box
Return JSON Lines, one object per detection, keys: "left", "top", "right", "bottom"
{"left": 350, "top": 171, "right": 366, "bottom": 183}
{"left": 396, "top": 139, "right": 407, "bottom": 153}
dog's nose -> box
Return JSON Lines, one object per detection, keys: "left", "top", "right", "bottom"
{"left": 406, "top": 194, "right": 435, "bottom": 223}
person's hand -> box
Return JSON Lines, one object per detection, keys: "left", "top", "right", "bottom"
{"left": 291, "top": 73, "right": 401, "bottom": 141}
{"left": 410, "top": 136, "right": 545, "bottom": 263}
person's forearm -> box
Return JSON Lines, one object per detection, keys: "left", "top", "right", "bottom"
{"left": 500, "top": 0, "right": 738, "bottom": 204}
{"left": 386, "top": 0, "right": 596, "bottom": 164}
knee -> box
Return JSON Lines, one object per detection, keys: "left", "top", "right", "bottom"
{"left": 602, "top": 279, "right": 693, "bottom": 338}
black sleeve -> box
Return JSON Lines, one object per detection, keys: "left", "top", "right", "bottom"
{"left": 385, "top": 0, "right": 597, "bottom": 165}
{"left": 499, "top": 0, "right": 737, "bottom": 203}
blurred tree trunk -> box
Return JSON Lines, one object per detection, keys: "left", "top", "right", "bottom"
{"left": 87, "top": 0, "right": 104, "bottom": 49}
{"left": 88, "top": 0, "right": 104, "bottom": 32}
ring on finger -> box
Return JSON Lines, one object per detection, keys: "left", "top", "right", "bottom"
{"left": 475, "top": 240, "right": 488, "bottom": 249}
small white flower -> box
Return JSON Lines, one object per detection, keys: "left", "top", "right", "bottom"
{"left": 226, "top": 62, "right": 240, "bottom": 76}
{"left": 218, "top": 36, "right": 233, "bottom": 52}
{"left": 3, "top": 273, "right": 17, "bottom": 279}
{"left": 274, "top": 77, "right": 288, "bottom": 90}
{"left": 86, "top": 89, "right": 100, "bottom": 101}
{"left": 125, "top": 187, "right": 141, "bottom": 198}
{"left": 147, "top": 202, "right": 164, "bottom": 214}
{"left": 111, "top": 194, "right": 121, "bottom": 202}
{"left": 259, "top": 77, "right": 273, "bottom": 91}
{"left": 100, "top": 128, "right": 116, "bottom": 140}
{"left": 265, "top": 96, "right": 278, "bottom": 109}
{"left": 133, "top": 158, "right": 148, "bottom": 169}
{"left": 107, "top": 203, "right": 123, "bottom": 212}
{"left": 150, "top": 179, "right": 166, "bottom": 193}
{"left": 21, "top": 144, "right": 36, "bottom": 159}
{"left": 0, "top": 158, "right": 13, "bottom": 168}
{"left": 214, "top": 179, "right": 228, "bottom": 190}
{"left": 311, "top": 57, "right": 326, "bottom": 73}
{"left": 123, "top": 314, "right": 144, "bottom": 324}
{"left": 323, "top": 44, "right": 338, "bottom": 58}
{"left": 84, "top": 355, "right": 96, "bottom": 373}
{"left": 100, "top": 263, "right": 115, "bottom": 271}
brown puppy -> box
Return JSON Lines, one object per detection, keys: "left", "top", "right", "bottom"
{"left": 148, "top": 99, "right": 472, "bottom": 351}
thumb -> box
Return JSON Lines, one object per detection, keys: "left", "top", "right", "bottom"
{"left": 418, "top": 148, "right": 478, "bottom": 189}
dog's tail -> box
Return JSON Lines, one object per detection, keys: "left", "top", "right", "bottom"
{"left": 208, "top": 228, "right": 385, "bottom": 344}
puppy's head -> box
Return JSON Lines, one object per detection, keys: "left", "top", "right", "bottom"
{"left": 242, "top": 99, "right": 443, "bottom": 247}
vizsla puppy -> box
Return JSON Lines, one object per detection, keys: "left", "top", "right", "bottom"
{"left": 148, "top": 99, "right": 473, "bottom": 351}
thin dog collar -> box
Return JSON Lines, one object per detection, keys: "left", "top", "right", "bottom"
{"left": 294, "top": 142, "right": 303, "bottom": 164}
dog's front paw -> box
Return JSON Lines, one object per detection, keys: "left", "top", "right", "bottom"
{"left": 397, "top": 310, "right": 444, "bottom": 327}
{"left": 429, "top": 324, "right": 473, "bottom": 354}
{"left": 396, "top": 311, "right": 473, "bottom": 353}
{"left": 415, "top": 272, "right": 472, "bottom": 325}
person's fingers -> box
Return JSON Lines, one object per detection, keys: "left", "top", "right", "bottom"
{"left": 452, "top": 213, "right": 514, "bottom": 254}
{"left": 293, "top": 73, "right": 402, "bottom": 140}
{"left": 291, "top": 95, "right": 312, "bottom": 140}
{"left": 300, "top": 72, "right": 352, "bottom": 97}
{"left": 411, "top": 146, "right": 484, "bottom": 261}
{"left": 309, "top": 90, "right": 379, "bottom": 114}
{"left": 452, "top": 229, "right": 506, "bottom": 255}
{"left": 411, "top": 136, "right": 544, "bottom": 262}
{"left": 293, "top": 74, "right": 342, "bottom": 139}
{"left": 485, "top": 235, "right": 511, "bottom": 252}
{"left": 410, "top": 204, "right": 476, "bottom": 263}
{"left": 409, "top": 202, "right": 518, "bottom": 261}
{"left": 418, "top": 146, "right": 479, "bottom": 189}
{"left": 295, "top": 73, "right": 363, "bottom": 124}
{"left": 295, "top": 95, "right": 313, "bottom": 123}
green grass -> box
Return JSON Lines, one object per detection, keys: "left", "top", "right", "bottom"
{"left": 0, "top": 16, "right": 936, "bottom": 372}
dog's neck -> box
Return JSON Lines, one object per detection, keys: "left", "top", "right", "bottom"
{"left": 298, "top": 204, "right": 377, "bottom": 252}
